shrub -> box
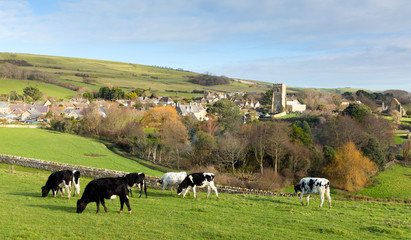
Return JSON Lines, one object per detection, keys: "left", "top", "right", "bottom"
{"left": 323, "top": 142, "right": 378, "bottom": 192}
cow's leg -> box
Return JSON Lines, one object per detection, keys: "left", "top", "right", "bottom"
{"left": 326, "top": 187, "right": 332, "bottom": 209}
{"left": 161, "top": 182, "right": 167, "bottom": 195}
{"left": 170, "top": 186, "right": 173, "bottom": 195}
{"left": 119, "top": 195, "right": 131, "bottom": 214}
{"left": 101, "top": 198, "right": 108, "bottom": 212}
{"left": 319, "top": 189, "right": 325, "bottom": 208}
{"left": 96, "top": 200, "right": 101, "bottom": 214}
{"left": 193, "top": 186, "right": 197, "bottom": 199}
{"left": 66, "top": 182, "right": 72, "bottom": 200}
{"left": 300, "top": 192, "right": 304, "bottom": 206}
{"left": 209, "top": 182, "right": 219, "bottom": 199}
{"left": 207, "top": 186, "right": 211, "bottom": 198}
{"left": 306, "top": 194, "right": 310, "bottom": 206}
{"left": 143, "top": 181, "right": 147, "bottom": 198}
{"left": 182, "top": 186, "right": 191, "bottom": 199}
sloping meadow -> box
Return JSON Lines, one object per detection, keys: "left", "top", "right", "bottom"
{"left": 0, "top": 164, "right": 409, "bottom": 240}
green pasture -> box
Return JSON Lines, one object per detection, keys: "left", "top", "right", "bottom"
{"left": 0, "top": 52, "right": 269, "bottom": 95}
{"left": 0, "top": 164, "right": 410, "bottom": 240}
{"left": 0, "top": 78, "right": 76, "bottom": 100}
{"left": 0, "top": 128, "right": 162, "bottom": 177}
{"left": 356, "top": 165, "right": 411, "bottom": 201}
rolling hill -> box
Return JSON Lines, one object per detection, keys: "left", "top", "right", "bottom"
{"left": 0, "top": 52, "right": 368, "bottom": 100}
{"left": 0, "top": 52, "right": 270, "bottom": 98}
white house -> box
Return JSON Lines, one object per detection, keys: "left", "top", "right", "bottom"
{"left": 176, "top": 102, "right": 207, "bottom": 121}
{"left": 286, "top": 99, "right": 306, "bottom": 113}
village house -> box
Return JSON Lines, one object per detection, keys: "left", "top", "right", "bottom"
{"left": 0, "top": 102, "right": 10, "bottom": 113}
{"left": 33, "top": 100, "right": 51, "bottom": 107}
{"left": 176, "top": 102, "right": 208, "bottom": 121}
{"left": 158, "top": 97, "right": 175, "bottom": 106}
{"left": 286, "top": 99, "right": 307, "bottom": 113}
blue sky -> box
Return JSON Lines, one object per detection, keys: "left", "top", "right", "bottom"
{"left": 1, "top": 0, "right": 410, "bottom": 92}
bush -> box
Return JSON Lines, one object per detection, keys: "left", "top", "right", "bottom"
{"left": 323, "top": 142, "right": 378, "bottom": 192}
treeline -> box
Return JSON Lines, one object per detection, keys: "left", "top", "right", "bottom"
{"left": 0, "top": 63, "right": 81, "bottom": 91}
{"left": 49, "top": 99, "right": 400, "bottom": 192}
{"left": 188, "top": 74, "right": 231, "bottom": 86}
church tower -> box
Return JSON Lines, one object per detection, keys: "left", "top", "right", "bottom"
{"left": 271, "top": 83, "right": 286, "bottom": 113}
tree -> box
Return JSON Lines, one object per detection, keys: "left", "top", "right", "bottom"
{"left": 217, "top": 132, "right": 246, "bottom": 174}
{"left": 23, "top": 86, "right": 41, "bottom": 101}
{"left": 266, "top": 122, "right": 289, "bottom": 175}
{"left": 342, "top": 103, "right": 371, "bottom": 121}
{"left": 323, "top": 142, "right": 378, "bottom": 192}
{"left": 141, "top": 106, "right": 179, "bottom": 129}
{"left": 244, "top": 122, "right": 269, "bottom": 174}
{"left": 208, "top": 99, "right": 243, "bottom": 132}
{"left": 402, "top": 140, "right": 411, "bottom": 162}
{"left": 160, "top": 117, "right": 188, "bottom": 169}
{"left": 362, "top": 136, "right": 386, "bottom": 171}
{"left": 83, "top": 92, "right": 94, "bottom": 100}
{"left": 192, "top": 131, "right": 216, "bottom": 166}
{"left": 290, "top": 123, "right": 312, "bottom": 146}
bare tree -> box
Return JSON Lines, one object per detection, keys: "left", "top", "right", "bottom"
{"left": 217, "top": 132, "right": 246, "bottom": 174}
{"left": 266, "top": 122, "right": 290, "bottom": 175}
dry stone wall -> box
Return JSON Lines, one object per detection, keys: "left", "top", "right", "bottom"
{"left": 0, "top": 154, "right": 294, "bottom": 197}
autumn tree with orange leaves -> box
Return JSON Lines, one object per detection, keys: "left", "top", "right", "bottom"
{"left": 141, "top": 106, "right": 178, "bottom": 129}
{"left": 323, "top": 142, "right": 378, "bottom": 192}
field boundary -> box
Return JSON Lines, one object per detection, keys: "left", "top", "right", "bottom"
{"left": 0, "top": 154, "right": 294, "bottom": 197}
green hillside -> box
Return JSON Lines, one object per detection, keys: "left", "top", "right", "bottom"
{"left": 0, "top": 78, "right": 77, "bottom": 100}
{"left": 0, "top": 52, "right": 270, "bottom": 96}
{"left": 0, "top": 128, "right": 162, "bottom": 177}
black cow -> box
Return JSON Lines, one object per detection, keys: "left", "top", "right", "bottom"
{"left": 177, "top": 172, "right": 219, "bottom": 199}
{"left": 123, "top": 173, "right": 147, "bottom": 198}
{"left": 41, "top": 170, "right": 73, "bottom": 200}
{"left": 76, "top": 177, "right": 132, "bottom": 214}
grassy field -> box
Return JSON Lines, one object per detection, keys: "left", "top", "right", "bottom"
{"left": 356, "top": 165, "right": 411, "bottom": 201}
{"left": 0, "top": 164, "right": 410, "bottom": 240}
{"left": 0, "top": 78, "right": 77, "bottom": 100}
{"left": 0, "top": 128, "right": 162, "bottom": 177}
{"left": 0, "top": 52, "right": 270, "bottom": 95}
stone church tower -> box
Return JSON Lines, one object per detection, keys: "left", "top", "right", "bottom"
{"left": 271, "top": 83, "right": 286, "bottom": 113}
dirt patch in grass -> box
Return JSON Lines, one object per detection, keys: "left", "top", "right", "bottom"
{"left": 83, "top": 154, "right": 105, "bottom": 157}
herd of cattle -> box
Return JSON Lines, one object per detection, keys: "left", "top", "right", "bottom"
{"left": 41, "top": 170, "right": 332, "bottom": 214}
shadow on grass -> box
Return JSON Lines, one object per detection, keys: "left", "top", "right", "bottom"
{"left": 27, "top": 204, "right": 77, "bottom": 213}
{"left": 9, "top": 191, "right": 43, "bottom": 198}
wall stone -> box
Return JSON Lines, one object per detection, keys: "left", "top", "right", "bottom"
{"left": 0, "top": 154, "right": 294, "bottom": 197}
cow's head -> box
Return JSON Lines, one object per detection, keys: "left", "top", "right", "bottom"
{"left": 294, "top": 184, "right": 302, "bottom": 196}
{"left": 76, "top": 199, "right": 87, "bottom": 213}
{"left": 41, "top": 186, "right": 49, "bottom": 197}
{"left": 156, "top": 179, "right": 163, "bottom": 186}
{"left": 177, "top": 181, "right": 187, "bottom": 195}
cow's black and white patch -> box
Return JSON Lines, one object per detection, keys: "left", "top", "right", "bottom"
{"left": 41, "top": 170, "right": 73, "bottom": 200}
{"left": 294, "top": 178, "right": 331, "bottom": 208}
{"left": 177, "top": 172, "right": 219, "bottom": 199}
{"left": 123, "top": 172, "right": 147, "bottom": 198}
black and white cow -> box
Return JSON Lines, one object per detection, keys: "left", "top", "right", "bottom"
{"left": 177, "top": 172, "right": 219, "bottom": 199}
{"left": 41, "top": 170, "right": 73, "bottom": 200}
{"left": 76, "top": 177, "right": 132, "bottom": 214}
{"left": 294, "top": 178, "right": 332, "bottom": 208}
{"left": 58, "top": 170, "right": 81, "bottom": 197}
{"left": 72, "top": 170, "right": 81, "bottom": 197}
{"left": 123, "top": 172, "right": 147, "bottom": 198}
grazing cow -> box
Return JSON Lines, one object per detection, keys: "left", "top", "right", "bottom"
{"left": 76, "top": 177, "right": 131, "bottom": 214}
{"left": 123, "top": 172, "right": 147, "bottom": 198}
{"left": 294, "top": 178, "right": 332, "bottom": 208}
{"left": 58, "top": 170, "right": 81, "bottom": 197}
{"left": 72, "top": 170, "right": 81, "bottom": 197}
{"left": 177, "top": 172, "right": 219, "bottom": 199}
{"left": 157, "top": 172, "right": 187, "bottom": 195}
{"left": 41, "top": 170, "right": 73, "bottom": 200}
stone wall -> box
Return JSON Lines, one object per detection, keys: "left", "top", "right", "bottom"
{"left": 0, "top": 154, "right": 294, "bottom": 197}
